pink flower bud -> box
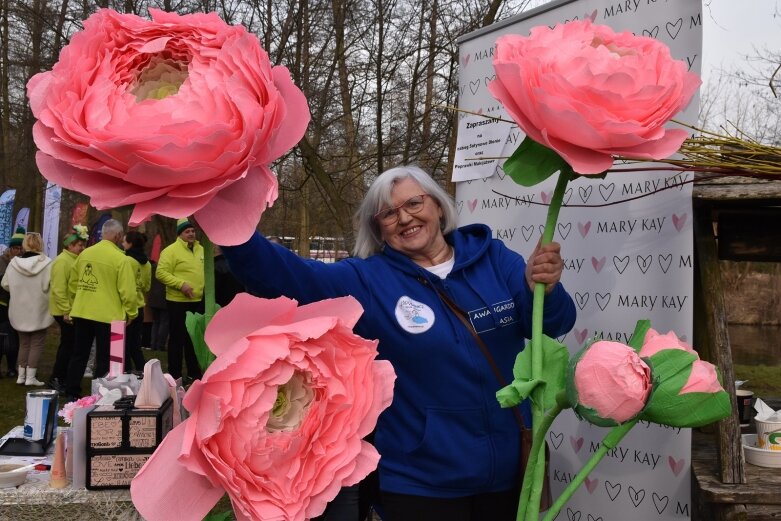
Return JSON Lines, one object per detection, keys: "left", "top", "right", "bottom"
{"left": 639, "top": 328, "right": 696, "bottom": 358}
{"left": 568, "top": 340, "right": 651, "bottom": 426}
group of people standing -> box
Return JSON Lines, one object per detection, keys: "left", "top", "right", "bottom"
{"left": 0, "top": 216, "right": 211, "bottom": 402}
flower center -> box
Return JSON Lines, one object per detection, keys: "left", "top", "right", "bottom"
{"left": 131, "top": 56, "right": 189, "bottom": 102}
{"left": 590, "top": 37, "right": 637, "bottom": 58}
{"left": 266, "top": 372, "right": 314, "bottom": 433}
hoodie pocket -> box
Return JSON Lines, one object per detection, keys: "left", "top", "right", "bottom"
{"left": 407, "top": 407, "right": 493, "bottom": 490}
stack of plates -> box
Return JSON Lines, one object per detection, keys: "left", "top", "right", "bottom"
{"left": 742, "top": 434, "right": 781, "bottom": 468}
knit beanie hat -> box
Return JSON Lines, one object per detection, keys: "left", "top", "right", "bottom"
{"left": 176, "top": 218, "right": 194, "bottom": 235}
{"left": 8, "top": 227, "right": 25, "bottom": 247}
{"left": 63, "top": 224, "right": 89, "bottom": 246}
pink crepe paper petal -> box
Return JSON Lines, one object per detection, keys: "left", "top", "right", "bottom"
{"left": 131, "top": 422, "right": 224, "bottom": 521}
{"left": 679, "top": 360, "right": 723, "bottom": 395}
{"left": 204, "top": 294, "right": 298, "bottom": 355}
{"left": 193, "top": 165, "right": 278, "bottom": 246}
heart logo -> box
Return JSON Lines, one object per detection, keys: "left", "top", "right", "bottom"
{"left": 613, "top": 256, "right": 630, "bottom": 274}
{"left": 469, "top": 79, "right": 481, "bottom": 95}
{"left": 598, "top": 183, "right": 615, "bottom": 202}
{"left": 585, "top": 476, "right": 598, "bottom": 494}
{"left": 587, "top": 9, "right": 597, "bottom": 21}
{"left": 567, "top": 508, "right": 582, "bottom": 521}
{"left": 596, "top": 292, "right": 611, "bottom": 311}
{"left": 578, "top": 185, "right": 593, "bottom": 204}
{"left": 587, "top": 515, "right": 603, "bottom": 521}
{"left": 483, "top": 75, "right": 496, "bottom": 86}
{"left": 592, "top": 256, "right": 606, "bottom": 273}
{"left": 574, "top": 328, "right": 589, "bottom": 345}
{"left": 628, "top": 486, "right": 646, "bottom": 507}
{"left": 456, "top": 201, "right": 464, "bottom": 215}
{"left": 605, "top": 481, "right": 621, "bottom": 501}
{"left": 673, "top": 212, "right": 688, "bottom": 232}
{"left": 564, "top": 188, "right": 573, "bottom": 205}
{"left": 495, "top": 164, "right": 506, "bottom": 180}
{"left": 668, "top": 456, "right": 685, "bottom": 476}
{"left": 541, "top": 190, "right": 552, "bottom": 204}
{"left": 557, "top": 222, "right": 571, "bottom": 240}
{"left": 636, "top": 254, "right": 652, "bottom": 274}
{"left": 468, "top": 199, "right": 477, "bottom": 213}
{"left": 643, "top": 25, "right": 660, "bottom": 39}
{"left": 666, "top": 18, "right": 683, "bottom": 39}
{"left": 570, "top": 436, "right": 584, "bottom": 453}
{"left": 578, "top": 221, "right": 591, "bottom": 238}
{"left": 658, "top": 253, "right": 673, "bottom": 273}
{"left": 521, "top": 226, "right": 534, "bottom": 242}
{"left": 461, "top": 54, "right": 470, "bottom": 67}
{"left": 653, "top": 492, "right": 669, "bottom": 514}
{"left": 549, "top": 431, "right": 564, "bottom": 450}
{"left": 575, "top": 292, "right": 590, "bottom": 310}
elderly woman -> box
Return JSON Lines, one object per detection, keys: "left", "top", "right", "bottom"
{"left": 1, "top": 232, "right": 54, "bottom": 386}
{"left": 221, "top": 165, "right": 576, "bottom": 521}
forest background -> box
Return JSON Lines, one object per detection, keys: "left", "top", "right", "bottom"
{"left": 0, "top": 0, "right": 778, "bottom": 320}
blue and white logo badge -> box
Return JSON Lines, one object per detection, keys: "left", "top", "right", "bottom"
{"left": 395, "top": 295, "right": 435, "bottom": 334}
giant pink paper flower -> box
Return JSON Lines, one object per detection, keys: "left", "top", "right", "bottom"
{"left": 640, "top": 328, "right": 721, "bottom": 395}
{"left": 489, "top": 19, "right": 700, "bottom": 175}
{"left": 130, "top": 294, "right": 395, "bottom": 521}
{"left": 27, "top": 9, "right": 309, "bottom": 245}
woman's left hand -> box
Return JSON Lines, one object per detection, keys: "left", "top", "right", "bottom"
{"left": 525, "top": 241, "right": 564, "bottom": 294}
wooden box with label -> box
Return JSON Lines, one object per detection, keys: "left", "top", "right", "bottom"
{"left": 85, "top": 397, "right": 173, "bottom": 489}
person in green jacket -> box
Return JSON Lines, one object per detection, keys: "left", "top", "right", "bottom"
{"left": 122, "top": 230, "right": 151, "bottom": 372}
{"left": 156, "top": 218, "right": 204, "bottom": 381}
{"left": 63, "top": 219, "right": 138, "bottom": 400}
{"left": 47, "top": 225, "right": 88, "bottom": 392}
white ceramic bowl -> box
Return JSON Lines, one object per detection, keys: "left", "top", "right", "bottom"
{"left": 0, "top": 463, "right": 29, "bottom": 488}
{"left": 742, "top": 434, "right": 781, "bottom": 468}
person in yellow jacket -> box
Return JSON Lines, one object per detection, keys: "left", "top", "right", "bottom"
{"left": 156, "top": 218, "right": 204, "bottom": 381}
{"left": 47, "top": 225, "right": 88, "bottom": 392}
{"left": 122, "top": 230, "right": 151, "bottom": 372}
{"left": 63, "top": 219, "right": 138, "bottom": 400}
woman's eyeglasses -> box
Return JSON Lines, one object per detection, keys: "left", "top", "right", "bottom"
{"left": 374, "top": 194, "right": 429, "bottom": 225}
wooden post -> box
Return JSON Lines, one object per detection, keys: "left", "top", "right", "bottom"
{"left": 693, "top": 204, "right": 746, "bottom": 484}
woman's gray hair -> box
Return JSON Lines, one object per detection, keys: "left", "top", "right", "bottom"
{"left": 352, "top": 165, "right": 458, "bottom": 258}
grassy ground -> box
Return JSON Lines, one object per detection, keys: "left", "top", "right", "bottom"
{"left": 0, "top": 326, "right": 168, "bottom": 436}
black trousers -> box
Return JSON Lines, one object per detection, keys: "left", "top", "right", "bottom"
{"left": 379, "top": 488, "right": 519, "bottom": 521}
{"left": 51, "top": 316, "right": 75, "bottom": 381}
{"left": 166, "top": 300, "right": 203, "bottom": 380}
{"left": 0, "top": 305, "right": 19, "bottom": 372}
{"left": 124, "top": 308, "right": 146, "bottom": 372}
{"left": 66, "top": 318, "right": 111, "bottom": 397}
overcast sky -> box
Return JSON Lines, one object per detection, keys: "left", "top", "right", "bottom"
{"left": 701, "top": 0, "right": 780, "bottom": 80}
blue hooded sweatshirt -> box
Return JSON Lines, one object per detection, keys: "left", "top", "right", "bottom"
{"left": 222, "top": 224, "right": 576, "bottom": 497}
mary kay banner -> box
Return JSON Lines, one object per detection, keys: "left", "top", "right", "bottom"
{"left": 456, "top": 1, "right": 701, "bottom": 519}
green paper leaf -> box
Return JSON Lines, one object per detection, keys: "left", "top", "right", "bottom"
{"left": 186, "top": 310, "right": 217, "bottom": 373}
{"left": 640, "top": 349, "right": 732, "bottom": 427}
{"left": 497, "top": 335, "right": 569, "bottom": 411}
{"left": 503, "top": 136, "right": 571, "bottom": 187}
{"left": 628, "top": 319, "right": 651, "bottom": 352}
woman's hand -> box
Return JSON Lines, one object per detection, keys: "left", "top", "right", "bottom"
{"left": 525, "top": 241, "right": 564, "bottom": 294}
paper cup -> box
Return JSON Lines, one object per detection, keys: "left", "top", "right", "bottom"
{"left": 735, "top": 389, "right": 754, "bottom": 425}
{"left": 754, "top": 418, "right": 781, "bottom": 451}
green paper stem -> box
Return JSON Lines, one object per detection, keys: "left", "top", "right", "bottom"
{"left": 201, "top": 234, "right": 217, "bottom": 325}
{"left": 541, "top": 420, "right": 638, "bottom": 521}
{"left": 516, "top": 393, "right": 567, "bottom": 521}
{"left": 526, "top": 167, "right": 573, "bottom": 521}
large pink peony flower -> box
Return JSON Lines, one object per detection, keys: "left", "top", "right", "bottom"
{"left": 489, "top": 19, "right": 700, "bottom": 175}
{"left": 640, "top": 328, "right": 721, "bottom": 395}
{"left": 27, "top": 9, "right": 309, "bottom": 245}
{"left": 568, "top": 340, "right": 652, "bottom": 426}
{"left": 130, "top": 294, "right": 395, "bottom": 521}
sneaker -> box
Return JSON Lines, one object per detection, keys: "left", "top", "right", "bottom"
{"left": 48, "top": 378, "right": 65, "bottom": 393}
